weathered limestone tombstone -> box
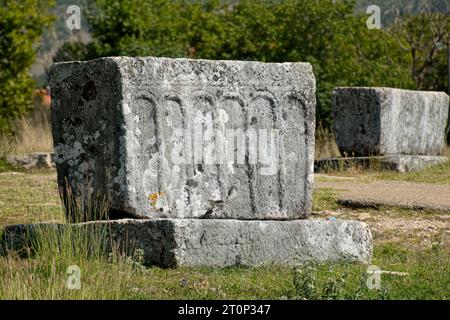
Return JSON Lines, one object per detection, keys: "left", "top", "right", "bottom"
{"left": 50, "top": 57, "right": 316, "bottom": 220}
{"left": 0, "top": 57, "right": 372, "bottom": 267}
{"left": 316, "top": 87, "right": 449, "bottom": 173}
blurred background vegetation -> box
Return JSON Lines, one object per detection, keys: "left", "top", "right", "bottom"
{"left": 0, "top": 0, "right": 449, "bottom": 153}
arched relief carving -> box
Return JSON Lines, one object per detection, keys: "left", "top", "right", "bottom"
{"left": 136, "top": 94, "right": 162, "bottom": 212}
{"left": 189, "top": 91, "right": 223, "bottom": 212}
{"left": 285, "top": 91, "right": 310, "bottom": 135}
{"left": 282, "top": 91, "right": 310, "bottom": 212}
{"left": 192, "top": 91, "right": 215, "bottom": 114}
{"left": 190, "top": 91, "right": 216, "bottom": 166}
{"left": 251, "top": 92, "right": 280, "bottom": 126}
{"left": 155, "top": 94, "right": 187, "bottom": 214}
{"left": 137, "top": 89, "right": 307, "bottom": 218}
{"left": 216, "top": 92, "right": 254, "bottom": 216}
{"left": 248, "top": 91, "right": 282, "bottom": 214}
{"left": 219, "top": 93, "right": 247, "bottom": 165}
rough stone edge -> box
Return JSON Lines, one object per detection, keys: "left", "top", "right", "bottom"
{"left": 52, "top": 56, "right": 315, "bottom": 88}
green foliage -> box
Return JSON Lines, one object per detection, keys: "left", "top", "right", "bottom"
{"left": 2, "top": 0, "right": 446, "bottom": 129}
{"left": 288, "top": 243, "right": 449, "bottom": 300}
{"left": 53, "top": 41, "right": 91, "bottom": 63}
{"left": 0, "top": 0, "right": 54, "bottom": 132}
{"left": 62, "top": 0, "right": 416, "bottom": 127}
{"left": 86, "top": 0, "right": 191, "bottom": 57}
{"left": 388, "top": 12, "right": 450, "bottom": 90}
{"left": 53, "top": 0, "right": 445, "bottom": 127}
{"left": 0, "top": 157, "right": 17, "bottom": 173}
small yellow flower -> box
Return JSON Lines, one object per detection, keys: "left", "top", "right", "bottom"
{"left": 148, "top": 192, "right": 165, "bottom": 207}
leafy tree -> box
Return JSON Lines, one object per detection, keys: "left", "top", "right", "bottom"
{"left": 388, "top": 11, "right": 450, "bottom": 91}
{"left": 53, "top": 41, "right": 91, "bottom": 62}
{"left": 85, "top": 0, "right": 191, "bottom": 57}
{"left": 54, "top": 0, "right": 418, "bottom": 127}
{"left": 193, "top": 0, "right": 412, "bottom": 125}
{"left": 0, "top": 0, "right": 54, "bottom": 132}
{"left": 192, "top": 0, "right": 413, "bottom": 126}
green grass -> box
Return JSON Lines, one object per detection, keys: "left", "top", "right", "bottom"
{"left": 371, "top": 160, "right": 450, "bottom": 185}
{"left": 0, "top": 169, "right": 448, "bottom": 299}
{"left": 312, "top": 188, "right": 340, "bottom": 212}
{"left": 0, "top": 171, "right": 63, "bottom": 227}
{"left": 322, "top": 160, "right": 450, "bottom": 185}
{"left": 1, "top": 239, "right": 448, "bottom": 299}
{"left": 0, "top": 158, "right": 20, "bottom": 173}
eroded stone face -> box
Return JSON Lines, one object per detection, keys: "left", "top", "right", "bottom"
{"left": 333, "top": 87, "right": 449, "bottom": 157}
{"left": 50, "top": 57, "right": 316, "bottom": 220}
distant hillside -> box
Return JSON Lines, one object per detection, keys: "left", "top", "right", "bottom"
{"left": 31, "top": 0, "right": 91, "bottom": 86}
{"left": 355, "top": 0, "right": 449, "bottom": 24}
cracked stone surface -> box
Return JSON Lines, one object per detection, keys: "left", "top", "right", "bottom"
{"left": 50, "top": 57, "right": 316, "bottom": 220}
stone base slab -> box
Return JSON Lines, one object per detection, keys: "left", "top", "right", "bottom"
{"left": 6, "top": 152, "right": 55, "bottom": 170}
{"left": 314, "top": 155, "right": 448, "bottom": 173}
{"left": 1, "top": 218, "right": 372, "bottom": 267}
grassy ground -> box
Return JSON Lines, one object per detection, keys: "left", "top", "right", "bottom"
{"left": 313, "top": 160, "right": 450, "bottom": 251}
{"left": 1, "top": 242, "right": 448, "bottom": 299}
{"left": 0, "top": 171, "right": 63, "bottom": 227}
{"left": 0, "top": 168, "right": 448, "bottom": 299}
{"left": 372, "top": 160, "right": 450, "bottom": 185}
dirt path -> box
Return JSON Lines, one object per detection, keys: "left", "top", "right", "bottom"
{"left": 315, "top": 175, "right": 450, "bottom": 212}
{"left": 314, "top": 174, "right": 450, "bottom": 249}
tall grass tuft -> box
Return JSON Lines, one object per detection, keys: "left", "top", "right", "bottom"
{"left": 0, "top": 105, "right": 53, "bottom": 156}
{"left": 315, "top": 124, "right": 340, "bottom": 160}
{"left": 0, "top": 186, "right": 141, "bottom": 299}
{"left": 60, "top": 180, "right": 111, "bottom": 223}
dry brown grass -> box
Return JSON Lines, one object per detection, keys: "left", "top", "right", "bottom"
{"left": 444, "top": 146, "right": 450, "bottom": 157}
{"left": 0, "top": 171, "right": 63, "bottom": 227}
{"left": 0, "top": 107, "right": 53, "bottom": 156}
{"left": 315, "top": 124, "right": 340, "bottom": 160}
